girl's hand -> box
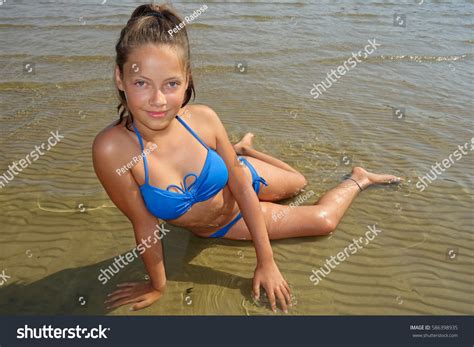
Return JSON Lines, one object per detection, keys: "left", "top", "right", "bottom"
{"left": 253, "top": 260, "right": 292, "bottom": 313}
{"left": 104, "top": 281, "right": 164, "bottom": 311}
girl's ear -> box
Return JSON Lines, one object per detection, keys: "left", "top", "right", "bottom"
{"left": 115, "top": 65, "right": 124, "bottom": 91}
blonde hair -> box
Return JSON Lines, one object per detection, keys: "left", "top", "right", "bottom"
{"left": 114, "top": 3, "right": 195, "bottom": 130}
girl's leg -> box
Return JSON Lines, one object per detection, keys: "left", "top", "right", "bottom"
{"left": 234, "top": 133, "right": 300, "bottom": 174}
{"left": 232, "top": 133, "right": 308, "bottom": 201}
{"left": 223, "top": 167, "right": 401, "bottom": 240}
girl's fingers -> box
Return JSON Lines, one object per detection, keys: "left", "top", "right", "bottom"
{"left": 266, "top": 288, "right": 277, "bottom": 312}
{"left": 107, "top": 295, "right": 143, "bottom": 310}
{"left": 105, "top": 283, "right": 141, "bottom": 305}
{"left": 106, "top": 289, "right": 133, "bottom": 301}
{"left": 275, "top": 288, "right": 288, "bottom": 313}
{"left": 252, "top": 280, "right": 260, "bottom": 301}
{"left": 283, "top": 281, "right": 291, "bottom": 295}
{"left": 131, "top": 298, "right": 152, "bottom": 311}
{"left": 105, "top": 291, "right": 132, "bottom": 304}
{"left": 280, "top": 284, "right": 292, "bottom": 307}
{"left": 107, "top": 288, "right": 132, "bottom": 297}
{"left": 116, "top": 282, "right": 139, "bottom": 288}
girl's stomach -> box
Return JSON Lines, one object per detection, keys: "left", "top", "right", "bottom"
{"left": 166, "top": 185, "right": 241, "bottom": 236}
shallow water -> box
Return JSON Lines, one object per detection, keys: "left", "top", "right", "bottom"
{"left": 0, "top": 0, "right": 472, "bottom": 315}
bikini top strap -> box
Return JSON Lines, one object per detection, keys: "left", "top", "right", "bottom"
{"left": 176, "top": 115, "right": 210, "bottom": 150}
{"left": 131, "top": 123, "right": 149, "bottom": 184}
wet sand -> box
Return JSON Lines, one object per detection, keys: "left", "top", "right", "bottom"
{"left": 0, "top": 1, "right": 472, "bottom": 315}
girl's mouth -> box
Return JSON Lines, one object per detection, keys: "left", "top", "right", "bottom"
{"left": 147, "top": 110, "right": 168, "bottom": 118}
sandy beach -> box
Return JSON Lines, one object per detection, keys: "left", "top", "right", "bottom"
{"left": 0, "top": 0, "right": 472, "bottom": 315}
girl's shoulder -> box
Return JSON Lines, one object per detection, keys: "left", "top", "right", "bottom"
{"left": 181, "top": 103, "right": 222, "bottom": 146}
{"left": 92, "top": 116, "right": 135, "bottom": 162}
{"left": 182, "top": 103, "right": 218, "bottom": 122}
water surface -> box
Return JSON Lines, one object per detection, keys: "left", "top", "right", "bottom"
{"left": 0, "top": 0, "right": 472, "bottom": 315}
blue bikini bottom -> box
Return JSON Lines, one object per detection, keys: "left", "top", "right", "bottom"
{"left": 208, "top": 156, "right": 268, "bottom": 238}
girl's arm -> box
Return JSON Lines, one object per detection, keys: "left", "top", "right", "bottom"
{"left": 198, "top": 105, "right": 292, "bottom": 313}
{"left": 92, "top": 128, "right": 166, "bottom": 310}
{"left": 132, "top": 219, "right": 167, "bottom": 291}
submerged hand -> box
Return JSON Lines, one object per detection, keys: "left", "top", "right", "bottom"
{"left": 104, "top": 281, "right": 164, "bottom": 311}
{"left": 253, "top": 260, "right": 292, "bottom": 313}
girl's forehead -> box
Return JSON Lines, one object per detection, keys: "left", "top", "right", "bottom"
{"left": 126, "top": 44, "right": 185, "bottom": 78}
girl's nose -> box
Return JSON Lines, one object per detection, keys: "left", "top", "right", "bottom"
{"left": 150, "top": 89, "right": 166, "bottom": 106}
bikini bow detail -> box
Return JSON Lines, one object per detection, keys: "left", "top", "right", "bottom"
{"left": 166, "top": 173, "right": 198, "bottom": 194}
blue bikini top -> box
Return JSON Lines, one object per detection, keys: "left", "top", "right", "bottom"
{"left": 132, "top": 115, "right": 229, "bottom": 220}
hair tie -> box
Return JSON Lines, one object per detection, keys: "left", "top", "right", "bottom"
{"left": 146, "top": 12, "right": 164, "bottom": 19}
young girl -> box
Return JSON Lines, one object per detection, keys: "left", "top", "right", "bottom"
{"left": 93, "top": 3, "right": 401, "bottom": 313}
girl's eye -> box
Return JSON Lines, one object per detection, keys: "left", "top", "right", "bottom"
{"left": 133, "top": 80, "right": 179, "bottom": 88}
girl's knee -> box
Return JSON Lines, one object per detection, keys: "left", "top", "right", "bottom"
{"left": 288, "top": 173, "right": 308, "bottom": 197}
{"left": 312, "top": 210, "right": 337, "bottom": 235}
{"left": 296, "top": 174, "right": 308, "bottom": 193}
{"left": 300, "top": 174, "right": 308, "bottom": 189}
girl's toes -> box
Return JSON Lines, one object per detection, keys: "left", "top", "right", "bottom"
{"left": 388, "top": 176, "right": 402, "bottom": 184}
{"left": 367, "top": 172, "right": 402, "bottom": 185}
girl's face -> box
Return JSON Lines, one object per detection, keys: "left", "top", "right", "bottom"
{"left": 115, "top": 44, "right": 189, "bottom": 129}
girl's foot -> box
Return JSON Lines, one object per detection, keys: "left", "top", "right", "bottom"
{"left": 349, "top": 167, "right": 402, "bottom": 191}
{"left": 234, "top": 132, "right": 254, "bottom": 155}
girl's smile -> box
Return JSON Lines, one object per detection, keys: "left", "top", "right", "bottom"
{"left": 147, "top": 110, "right": 169, "bottom": 119}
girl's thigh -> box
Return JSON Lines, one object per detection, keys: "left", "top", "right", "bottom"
{"left": 223, "top": 201, "right": 324, "bottom": 240}
{"left": 239, "top": 156, "right": 307, "bottom": 201}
